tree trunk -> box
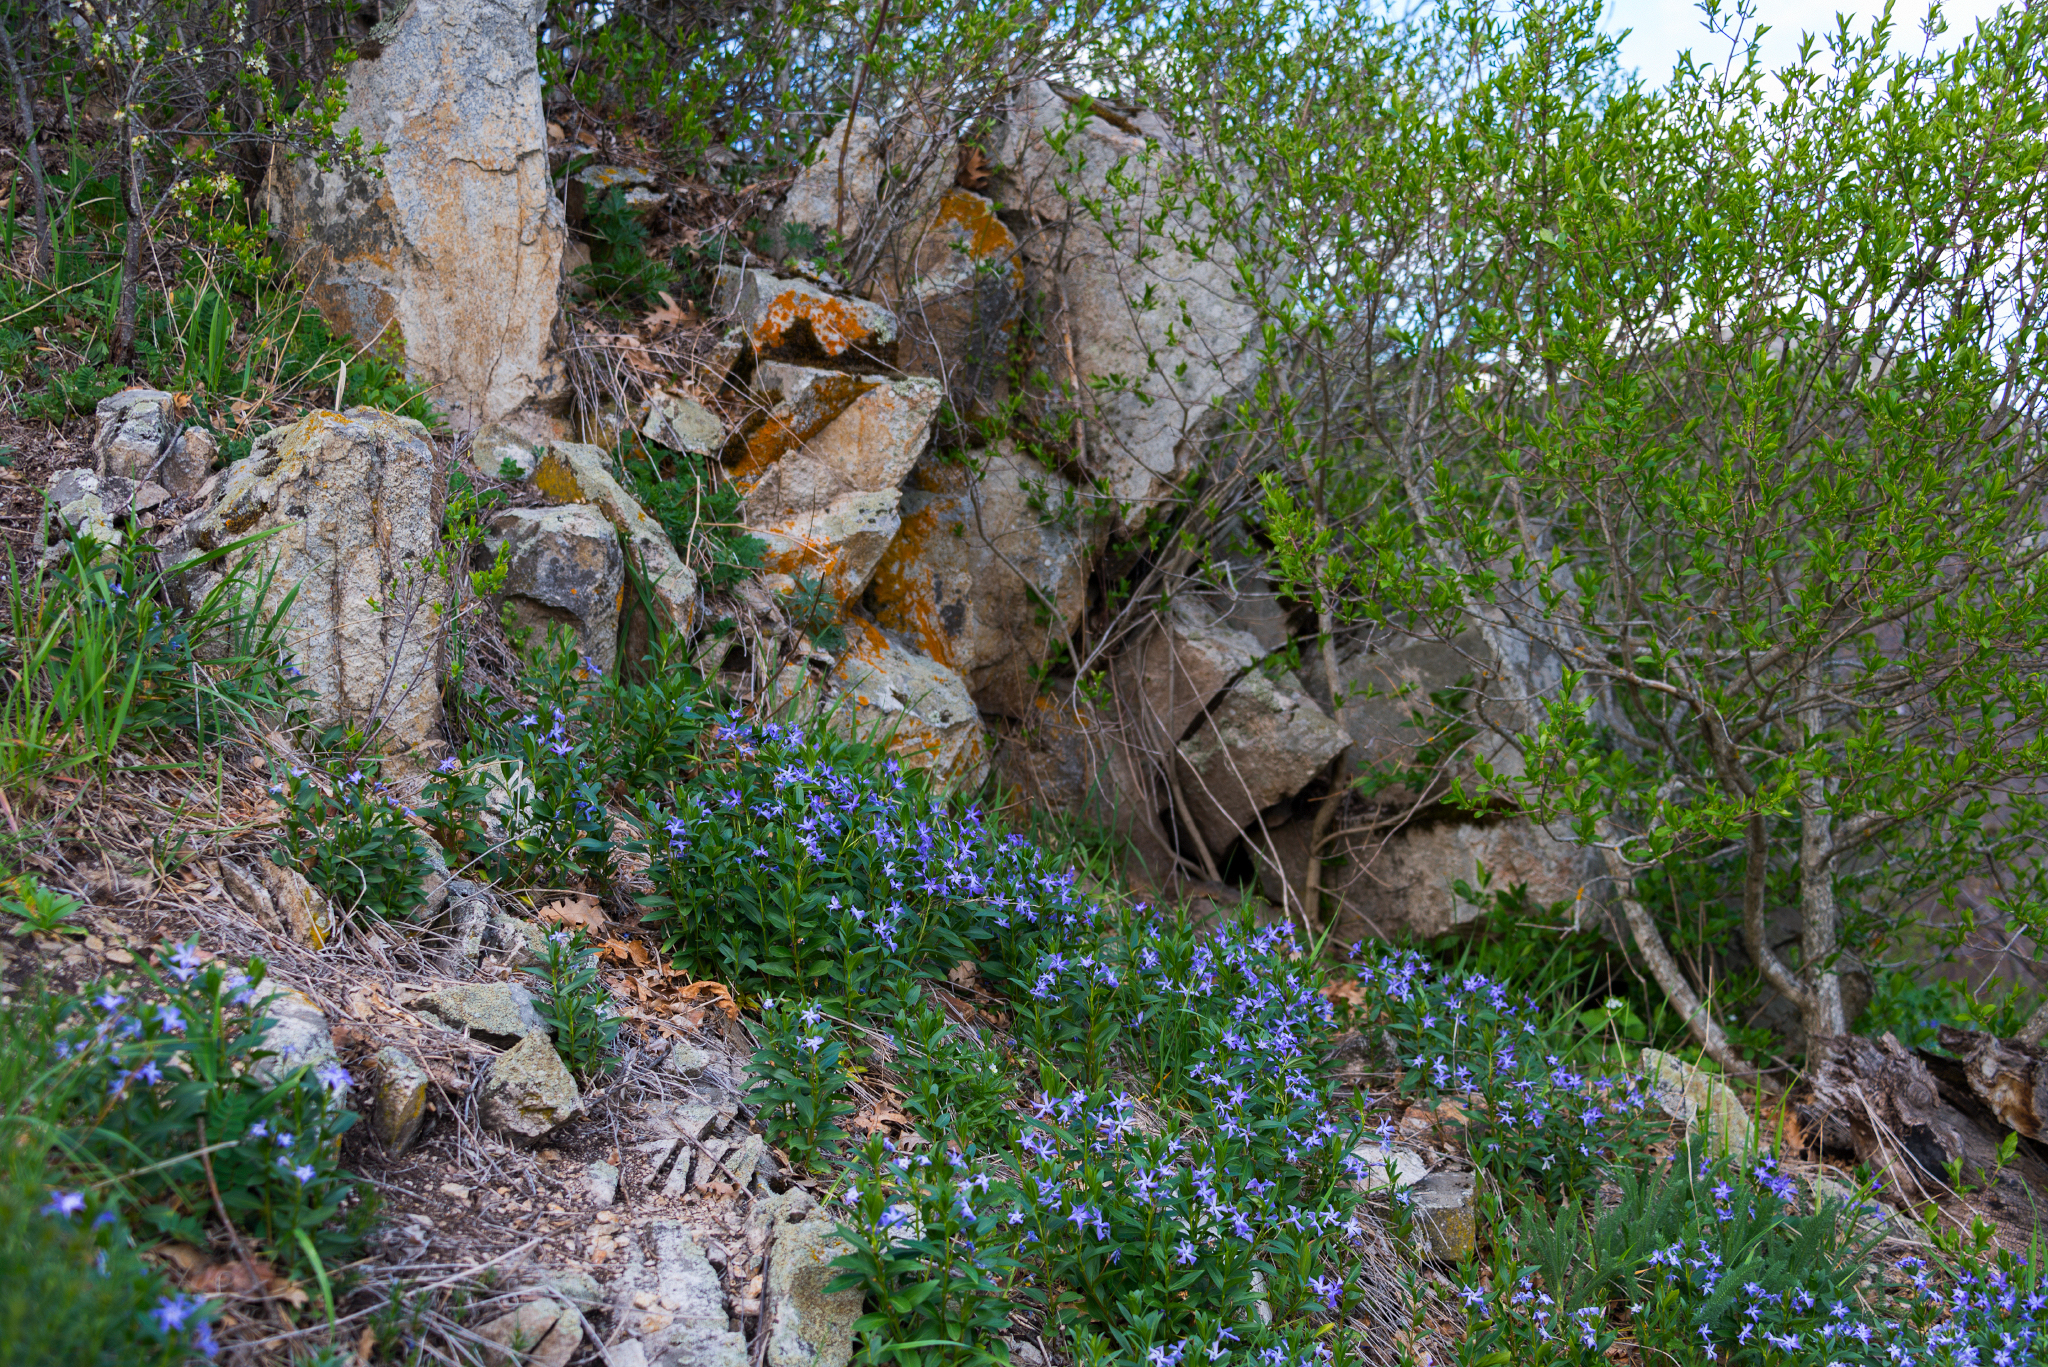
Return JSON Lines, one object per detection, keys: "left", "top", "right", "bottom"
{"left": 0, "top": 7, "right": 53, "bottom": 279}
{"left": 1595, "top": 820, "right": 1751, "bottom": 1074}
{"left": 1797, "top": 687, "right": 1847, "bottom": 1038}
{"left": 110, "top": 107, "right": 145, "bottom": 372}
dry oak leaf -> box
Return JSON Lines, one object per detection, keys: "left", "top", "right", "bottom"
{"left": 641, "top": 291, "right": 695, "bottom": 331}
{"left": 673, "top": 979, "right": 739, "bottom": 1021}
{"left": 538, "top": 895, "right": 607, "bottom": 931}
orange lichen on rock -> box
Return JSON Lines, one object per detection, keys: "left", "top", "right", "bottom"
{"left": 864, "top": 496, "right": 958, "bottom": 669}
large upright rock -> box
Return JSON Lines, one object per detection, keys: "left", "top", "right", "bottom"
{"left": 1176, "top": 669, "right": 1349, "bottom": 850}
{"left": 994, "top": 81, "right": 1261, "bottom": 532}
{"left": 487, "top": 504, "right": 626, "bottom": 670}
{"left": 878, "top": 189, "right": 1023, "bottom": 418}
{"left": 266, "top": 0, "right": 566, "bottom": 427}
{"left": 182, "top": 409, "right": 449, "bottom": 754}
{"left": 865, "top": 446, "right": 1090, "bottom": 718}
{"left": 732, "top": 366, "right": 942, "bottom": 604}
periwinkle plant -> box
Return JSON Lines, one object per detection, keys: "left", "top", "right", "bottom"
{"left": 1337, "top": 950, "right": 1662, "bottom": 1199}
{"left": 828, "top": 915, "right": 1381, "bottom": 1364}
{"left": 746, "top": 999, "right": 853, "bottom": 1166}
{"left": 522, "top": 927, "right": 621, "bottom": 1080}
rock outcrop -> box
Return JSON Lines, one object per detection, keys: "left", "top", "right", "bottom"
{"left": 1176, "top": 668, "right": 1349, "bottom": 851}
{"left": 732, "top": 367, "right": 942, "bottom": 605}
{"left": 866, "top": 446, "right": 1090, "bottom": 718}
{"left": 488, "top": 504, "right": 627, "bottom": 670}
{"left": 782, "top": 621, "right": 987, "bottom": 787}
{"left": 532, "top": 441, "right": 697, "bottom": 638}
{"left": 994, "top": 79, "right": 1261, "bottom": 532}
{"left": 266, "top": 0, "right": 566, "bottom": 427}
{"left": 714, "top": 266, "right": 897, "bottom": 369}
{"left": 181, "top": 409, "right": 449, "bottom": 755}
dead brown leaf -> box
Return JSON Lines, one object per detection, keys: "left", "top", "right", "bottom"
{"left": 538, "top": 894, "right": 607, "bottom": 932}
{"left": 674, "top": 979, "right": 739, "bottom": 1020}
{"left": 641, "top": 292, "right": 695, "bottom": 332}
{"left": 956, "top": 145, "right": 990, "bottom": 192}
{"left": 946, "top": 960, "right": 979, "bottom": 991}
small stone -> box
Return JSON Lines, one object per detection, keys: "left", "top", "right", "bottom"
{"left": 478, "top": 1032, "right": 581, "bottom": 1143}
{"left": 372, "top": 1046, "right": 430, "bottom": 1155}
{"left": 670, "top": 1104, "right": 723, "bottom": 1142}
{"left": 609, "top": 1222, "right": 748, "bottom": 1366}
{"left": 416, "top": 982, "right": 550, "bottom": 1048}
{"left": 587, "top": 1160, "right": 620, "bottom": 1208}
{"left": 1409, "top": 1170, "right": 1479, "bottom": 1261}
{"left": 217, "top": 859, "right": 277, "bottom": 928}
{"left": 530, "top": 441, "right": 697, "bottom": 638}
{"left": 1640, "top": 1048, "right": 1758, "bottom": 1157}
{"left": 91, "top": 388, "right": 176, "bottom": 479}
{"left": 487, "top": 504, "right": 627, "bottom": 672}
{"left": 473, "top": 422, "right": 544, "bottom": 480}
{"left": 250, "top": 988, "right": 341, "bottom": 1092}
{"left": 162, "top": 427, "right": 215, "bottom": 499}
{"left": 765, "top": 1209, "right": 864, "bottom": 1367}
{"left": 641, "top": 391, "right": 725, "bottom": 457}
{"left": 1348, "top": 1142, "right": 1427, "bottom": 1192}
{"left": 664, "top": 1041, "right": 712, "bottom": 1080}
{"left": 712, "top": 266, "right": 897, "bottom": 366}
{"left": 725, "top": 1134, "right": 766, "bottom": 1190}
{"left": 262, "top": 862, "right": 336, "bottom": 948}
{"left": 439, "top": 1183, "right": 473, "bottom": 1202}
{"left": 475, "top": 1298, "right": 578, "bottom": 1367}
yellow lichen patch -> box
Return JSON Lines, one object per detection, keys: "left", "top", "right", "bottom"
{"left": 532, "top": 449, "right": 587, "bottom": 505}
{"left": 864, "top": 501, "right": 957, "bottom": 669}
{"left": 928, "top": 190, "right": 1022, "bottom": 287}
{"left": 755, "top": 289, "right": 886, "bottom": 357}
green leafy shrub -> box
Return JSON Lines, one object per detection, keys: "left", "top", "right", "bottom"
{"left": 745, "top": 998, "right": 852, "bottom": 1166}
{"left": 522, "top": 927, "right": 621, "bottom": 1080}
{"left": 0, "top": 535, "right": 303, "bottom": 789}
{"left": 0, "top": 1171, "right": 215, "bottom": 1367}
{"left": 272, "top": 761, "right": 431, "bottom": 923}
{"left": 621, "top": 436, "right": 767, "bottom": 592}
{"left": 572, "top": 186, "right": 678, "bottom": 310}
{"left": 6, "top": 943, "right": 365, "bottom": 1274}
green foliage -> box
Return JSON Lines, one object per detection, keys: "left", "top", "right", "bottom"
{"left": 1, "top": 944, "right": 365, "bottom": 1278}
{"left": 831, "top": 1136, "right": 1021, "bottom": 1365}
{"left": 571, "top": 186, "right": 678, "bottom": 311}
{"left": 0, "top": 534, "right": 303, "bottom": 790}
{"left": 783, "top": 574, "right": 847, "bottom": 653}
{"left": 2, "top": 876, "right": 88, "bottom": 937}
{"left": 878, "top": 982, "right": 1011, "bottom": 1144}
{"left": 271, "top": 761, "right": 431, "bottom": 924}
{"left": 1856, "top": 962, "right": 2036, "bottom": 1052}
{"left": 745, "top": 998, "right": 854, "bottom": 1165}
{"left": 620, "top": 435, "right": 768, "bottom": 592}
{"left": 0, "top": 1169, "right": 209, "bottom": 1367}
{"left": 452, "top": 633, "right": 713, "bottom": 889}
{"left": 17, "top": 363, "right": 126, "bottom": 425}
{"left": 521, "top": 927, "right": 622, "bottom": 1080}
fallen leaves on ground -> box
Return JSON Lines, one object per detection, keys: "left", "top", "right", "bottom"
{"left": 537, "top": 894, "right": 607, "bottom": 932}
